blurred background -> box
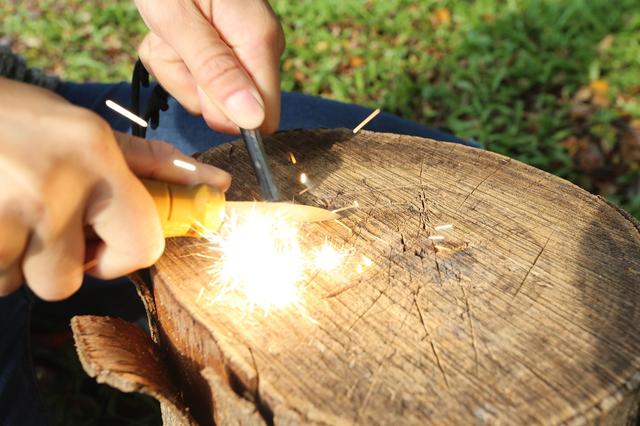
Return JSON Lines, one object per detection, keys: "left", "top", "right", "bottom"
{"left": 2, "top": 0, "right": 639, "bottom": 424}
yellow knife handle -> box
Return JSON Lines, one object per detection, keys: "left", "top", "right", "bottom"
{"left": 141, "top": 179, "right": 226, "bottom": 237}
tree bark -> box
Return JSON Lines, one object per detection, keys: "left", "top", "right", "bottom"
{"left": 75, "top": 129, "right": 640, "bottom": 425}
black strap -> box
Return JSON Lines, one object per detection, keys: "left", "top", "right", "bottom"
{"left": 131, "top": 59, "right": 169, "bottom": 138}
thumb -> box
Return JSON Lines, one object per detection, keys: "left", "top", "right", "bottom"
{"left": 161, "top": 7, "right": 265, "bottom": 129}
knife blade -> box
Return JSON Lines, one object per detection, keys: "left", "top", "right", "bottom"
{"left": 225, "top": 201, "right": 338, "bottom": 223}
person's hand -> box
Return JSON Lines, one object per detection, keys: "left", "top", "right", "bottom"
{"left": 134, "top": 0, "right": 285, "bottom": 134}
{"left": 0, "top": 78, "right": 230, "bottom": 300}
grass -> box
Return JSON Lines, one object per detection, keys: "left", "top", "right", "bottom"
{"left": 1, "top": 0, "right": 640, "bottom": 424}
{"left": 2, "top": 0, "right": 640, "bottom": 215}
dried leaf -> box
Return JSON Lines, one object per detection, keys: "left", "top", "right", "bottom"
{"left": 430, "top": 8, "right": 452, "bottom": 26}
{"left": 569, "top": 102, "right": 594, "bottom": 121}
{"left": 590, "top": 80, "right": 609, "bottom": 97}
{"left": 590, "top": 79, "right": 610, "bottom": 106}
{"left": 576, "top": 139, "right": 604, "bottom": 173}
{"left": 573, "top": 86, "right": 592, "bottom": 103}
{"left": 621, "top": 126, "right": 640, "bottom": 164}
{"left": 597, "top": 34, "right": 614, "bottom": 52}
{"left": 294, "top": 70, "right": 305, "bottom": 83}
{"left": 315, "top": 41, "right": 329, "bottom": 52}
{"left": 349, "top": 56, "right": 364, "bottom": 68}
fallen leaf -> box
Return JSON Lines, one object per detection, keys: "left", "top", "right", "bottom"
{"left": 561, "top": 136, "right": 581, "bottom": 157}
{"left": 575, "top": 139, "right": 604, "bottom": 173}
{"left": 569, "top": 102, "right": 594, "bottom": 121}
{"left": 597, "top": 34, "right": 614, "bottom": 52}
{"left": 283, "top": 58, "right": 295, "bottom": 71}
{"left": 621, "top": 125, "right": 640, "bottom": 164}
{"left": 315, "top": 41, "right": 329, "bottom": 52}
{"left": 430, "top": 8, "right": 452, "bottom": 26}
{"left": 590, "top": 79, "right": 610, "bottom": 106}
{"left": 590, "top": 79, "right": 609, "bottom": 97}
{"left": 22, "top": 35, "right": 42, "bottom": 48}
{"left": 349, "top": 56, "right": 364, "bottom": 68}
{"left": 573, "top": 86, "right": 592, "bottom": 103}
{"left": 294, "top": 70, "right": 305, "bottom": 83}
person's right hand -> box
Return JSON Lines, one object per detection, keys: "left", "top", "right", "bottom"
{"left": 0, "top": 77, "right": 230, "bottom": 301}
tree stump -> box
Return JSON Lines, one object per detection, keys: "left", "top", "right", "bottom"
{"left": 73, "top": 129, "right": 640, "bottom": 425}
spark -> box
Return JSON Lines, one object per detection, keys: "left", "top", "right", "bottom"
{"left": 331, "top": 201, "right": 360, "bottom": 215}
{"left": 200, "top": 207, "right": 357, "bottom": 313}
{"left": 313, "top": 241, "right": 346, "bottom": 272}
{"left": 173, "top": 159, "right": 197, "bottom": 171}
{"left": 435, "top": 224, "right": 453, "bottom": 231}
{"left": 353, "top": 108, "right": 381, "bottom": 134}
{"left": 298, "top": 172, "right": 312, "bottom": 195}
{"left": 288, "top": 152, "right": 297, "bottom": 164}
{"left": 105, "top": 100, "right": 148, "bottom": 127}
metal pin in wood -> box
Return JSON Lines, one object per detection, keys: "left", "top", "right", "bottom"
{"left": 240, "top": 128, "right": 280, "bottom": 201}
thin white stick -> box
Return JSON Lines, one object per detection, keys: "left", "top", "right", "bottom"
{"left": 331, "top": 202, "right": 360, "bottom": 214}
{"left": 434, "top": 224, "right": 454, "bottom": 231}
{"left": 105, "top": 100, "right": 148, "bottom": 128}
{"left": 173, "top": 159, "right": 197, "bottom": 171}
{"left": 428, "top": 235, "right": 445, "bottom": 241}
{"left": 353, "top": 108, "right": 381, "bottom": 134}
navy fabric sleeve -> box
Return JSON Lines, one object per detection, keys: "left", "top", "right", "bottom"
{"left": 0, "top": 288, "right": 48, "bottom": 426}
{"left": 55, "top": 82, "right": 480, "bottom": 155}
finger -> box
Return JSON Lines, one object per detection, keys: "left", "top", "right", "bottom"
{"left": 139, "top": 33, "right": 240, "bottom": 134}
{"left": 139, "top": 33, "right": 201, "bottom": 115}
{"left": 86, "top": 176, "right": 164, "bottom": 280}
{"left": 0, "top": 263, "right": 23, "bottom": 297}
{"left": 196, "top": 86, "right": 240, "bottom": 135}
{"left": 0, "top": 215, "right": 29, "bottom": 270}
{"left": 22, "top": 206, "right": 85, "bottom": 302}
{"left": 114, "top": 131, "right": 231, "bottom": 191}
{"left": 234, "top": 46, "right": 281, "bottom": 134}
{"left": 160, "top": 6, "right": 265, "bottom": 129}
{"left": 215, "top": 0, "right": 284, "bottom": 133}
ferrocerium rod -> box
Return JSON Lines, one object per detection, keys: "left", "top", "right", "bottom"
{"left": 240, "top": 128, "right": 280, "bottom": 201}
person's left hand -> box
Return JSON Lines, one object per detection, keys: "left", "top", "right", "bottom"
{"left": 134, "top": 0, "right": 285, "bottom": 135}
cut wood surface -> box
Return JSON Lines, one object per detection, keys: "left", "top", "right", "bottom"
{"left": 149, "top": 129, "right": 640, "bottom": 425}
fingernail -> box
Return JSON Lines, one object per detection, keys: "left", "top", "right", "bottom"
{"left": 224, "top": 90, "right": 265, "bottom": 129}
{"left": 198, "top": 163, "right": 232, "bottom": 189}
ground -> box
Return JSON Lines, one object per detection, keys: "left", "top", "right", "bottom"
{"left": 1, "top": 0, "right": 639, "bottom": 424}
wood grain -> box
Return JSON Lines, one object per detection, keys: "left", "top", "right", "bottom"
{"left": 147, "top": 129, "right": 640, "bottom": 425}
{"left": 71, "top": 315, "right": 197, "bottom": 425}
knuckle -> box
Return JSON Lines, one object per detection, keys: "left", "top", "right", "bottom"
{"left": 196, "top": 51, "right": 242, "bottom": 89}
{"left": 261, "top": 116, "right": 280, "bottom": 135}
{"left": 263, "top": 22, "right": 286, "bottom": 54}
{"left": 0, "top": 268, "right": 23, "bottom": 297}
{"left": 35, "top": 271, "right": 83, "bottom": 302}
{"left": 73, "top": 109, "right": 112, "bottom": 154}
{"left": 0, "top": 240, "right": 25, "bottom": 270}
{"left": 148, "top": 139, "right": 178, "bottom": 163}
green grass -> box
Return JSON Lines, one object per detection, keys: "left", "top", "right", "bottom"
{"left": 2, "top": 0, "right": 639, "bottom": 215}
{"left": 1, "top": 1, "right": 640, "bottom": 424}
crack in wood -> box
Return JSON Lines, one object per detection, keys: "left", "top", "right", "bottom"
{"left": 513, "top": 235, "right": 552, "bottom": 298}
{"left": 355, "top": 296, "right": 413, "bottom": 422}
{"left": 461, "top": 286, "right": 480, "bottom": 376}
{"left": 246, "top": 347, "right": 274, "bottom": 425}
{"left": 432, "top": 242, "right": 443, "bottom": 284}
{"left": 413, "top": 292, "right": 450, "bottom": 389}
{"left": 458, "top": 159, "right": 511, "bottom": 209}
{"left": 347, "top": 252, "right": 393, "bottom": 332}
